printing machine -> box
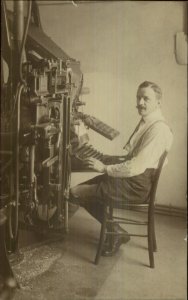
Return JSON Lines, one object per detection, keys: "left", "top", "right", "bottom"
{"left": 0, "top": 0, "right": 120, "bottom": 289}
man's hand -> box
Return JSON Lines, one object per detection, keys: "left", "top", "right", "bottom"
{"left": 84, "top": 158, "right": 107, "bottom": 173}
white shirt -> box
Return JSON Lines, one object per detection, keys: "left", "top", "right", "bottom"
{"left": 106, "top": 109, "right": 173, "bottom": 178}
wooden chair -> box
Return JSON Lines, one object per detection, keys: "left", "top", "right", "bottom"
{"left": 95, "top": 151, "right": 168, "bottom": 268}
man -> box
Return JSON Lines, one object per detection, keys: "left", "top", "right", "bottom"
{"left": 69, "top": 81, "right": 173, "bottom": 256}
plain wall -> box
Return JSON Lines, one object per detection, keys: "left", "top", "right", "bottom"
{"left": 39, "top": 1, "right": 187, "bottom": 209}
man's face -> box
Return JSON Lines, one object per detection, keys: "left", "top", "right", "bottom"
{"left": 136, "top": 87, "right": 160, "bottom": 117}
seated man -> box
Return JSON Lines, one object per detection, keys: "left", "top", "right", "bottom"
{"left": 69, "top": 81, "right": 173, "bottom": 256}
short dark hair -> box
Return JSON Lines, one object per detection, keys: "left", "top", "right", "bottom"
{"left": 137, "top": 81, "right": 162, "bottom": 100}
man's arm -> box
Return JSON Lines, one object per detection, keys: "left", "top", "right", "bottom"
{"left": 106, "top": 123, "right": 173, "bottom": 177}
{"left": 85, "top": 123, "right": 173, "bottom": 177}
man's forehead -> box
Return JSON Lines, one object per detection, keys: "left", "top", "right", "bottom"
{"left": 137, "top": 86, "right": 156, "bottom": 96}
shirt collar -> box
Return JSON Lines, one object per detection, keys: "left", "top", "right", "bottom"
{"left": 142, "top": 108, "right": 164, "bottom": 123}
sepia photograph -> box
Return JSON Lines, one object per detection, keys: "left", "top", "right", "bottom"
{"left": 0, "top": 1, "right": 187, "bottom": 300}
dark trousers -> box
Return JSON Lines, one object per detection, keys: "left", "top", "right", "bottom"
{"left": 69, "top": 170, "right": 155, "bottom": 223}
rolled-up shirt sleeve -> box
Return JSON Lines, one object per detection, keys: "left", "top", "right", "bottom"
{"left": 106, "top": 124, "right": 173, "bottom": 178}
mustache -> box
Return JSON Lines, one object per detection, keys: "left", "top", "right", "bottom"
{"left": 136, "top": 105, "right": 145, "bottom": 109}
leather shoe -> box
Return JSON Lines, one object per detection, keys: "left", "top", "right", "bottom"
{"left": 102, "top": 236, "right": 127, "bottom": 257}
{"left": 105, "top": 225, "right": 131, "bottom": 244}
{"left": 102, "top": 233, "right": 130, "bottom": 257}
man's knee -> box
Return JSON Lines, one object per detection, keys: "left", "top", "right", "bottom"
{"left": 69, "top": 186, "right": 80, "bottom": 204}
{"left": 70, "top": 186, "right": 80, "bottom": 197}
{"left": 70, "top": 184, "right": 98, "bottom": 199}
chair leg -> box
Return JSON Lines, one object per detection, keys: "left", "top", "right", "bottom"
{"left": 148, "top": 222, "right": 154, "bottom": 268}
{"left": 152, "top": 219, "right": 157, "bottom": 252}
{"left": 94, "top": 205, "right": 108, "bottom": 265}
{"left": 108, "top": 204, "right": 114, "bottom": 249}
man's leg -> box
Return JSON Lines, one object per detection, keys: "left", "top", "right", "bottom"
{"left": 69, "top": 183, "right": 104, "bottom": 223}
{"left": 69, "top": 181, "right": 130, "bottom": 256}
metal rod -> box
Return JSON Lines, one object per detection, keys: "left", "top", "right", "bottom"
{"left": 14, "top": 0, "right": 24, "bottom": 50}
{"left": 105, "top": 232, "right": 147, "bottom": 238}
{"left": 14, "top": 84, "right": 24, "bottom": 239}
{"left": 30, "top": 146, "right": 35, "bottom": 183}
